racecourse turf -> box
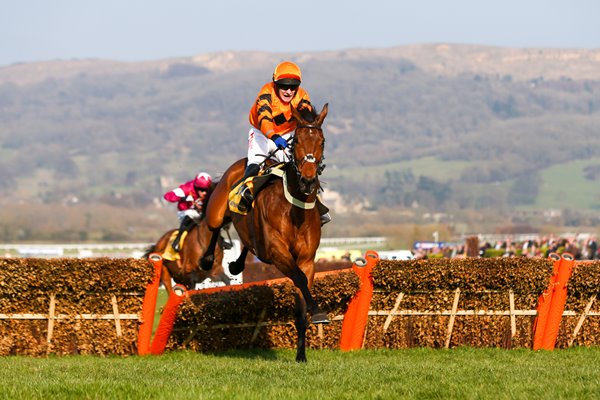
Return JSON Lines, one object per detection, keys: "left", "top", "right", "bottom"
{"left": 1, "top": 347, "right": 599, "bottom": 399}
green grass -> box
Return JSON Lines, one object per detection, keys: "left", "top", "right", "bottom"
{"left": 1, "top": 348, "right": 599, "bottom": 399}
{"left": 153, "top": 288, "right": 170, "bottom": 332}
{"left": 535, "top": 158, "right": 600, "bottom": 210}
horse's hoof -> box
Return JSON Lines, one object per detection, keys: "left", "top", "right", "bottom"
{"left": 295, "top": 353, "right": 307, "bottom": 363}
{"left": 199, "top": 256, "right": 214, "bottom": 271}
{"left": 311, "top": 312, "right": 330, "bottom": 325}
{"left": 228, "top": 261, "right": 245, "bottom": 276}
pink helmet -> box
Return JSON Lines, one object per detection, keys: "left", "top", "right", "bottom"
{"left": 194, "top": 172, "right": 212, "bottom": 189}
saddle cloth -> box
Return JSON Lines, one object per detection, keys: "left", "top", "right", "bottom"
{"left": 162, "top": 230, "right": 188, "bottom": 261}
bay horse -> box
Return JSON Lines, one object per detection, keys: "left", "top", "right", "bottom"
{"left": 143, "top": 218, "right": 230, "bottom": 294}
{"left": 201, "top": 104, "right": 329, "bottom": 362}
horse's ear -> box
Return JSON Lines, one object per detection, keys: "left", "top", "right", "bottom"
{"left": 316, "top": 103, "right": 328, "bottom": 126}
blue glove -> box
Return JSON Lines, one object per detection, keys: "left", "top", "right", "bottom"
{"left": 271, "top": 134, "right": 288, "bottom": 150}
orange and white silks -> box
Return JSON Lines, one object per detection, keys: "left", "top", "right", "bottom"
{"left": 248, "top": 82, "right": 312, "bottom": 139}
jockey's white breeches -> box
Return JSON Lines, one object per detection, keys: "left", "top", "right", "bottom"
{"left": 247, "top": 127, "right": 293, "bottom": 166}
{"left": 177, "top": 208, "right": 201, "bottom": 223}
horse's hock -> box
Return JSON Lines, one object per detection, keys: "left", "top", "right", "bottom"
{"left": 0, "top": 257, "right": 153, "bottom": 356}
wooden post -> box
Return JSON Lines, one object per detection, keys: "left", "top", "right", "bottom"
{"left": 509, "top": 290, "right": 516, "bottom": 337}
{"left": 111, "top": 294, "right": 122, "bottom": 338}
{"left": 250, "top": 308, "right": 267, "bottom": 344}
{"left": 182, "top": 326, "right": 201, "bottom": 348}
{"left": 383, "top": 292, "right": 405, "bottom": 334}
{"left": 445, "top": 288, "right": 461, "bottom": 349}
{"left": 318, "top": 324, "right": 324, "bottom": 349}
{"left": 568, "top": 295, "right": 596, "bottom": 347}
{"left": 46, "top": 293, "right": 56, "bottom": 354}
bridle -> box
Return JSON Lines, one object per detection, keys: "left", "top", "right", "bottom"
{"left": 290, "top": 124, "right": 326, "bottom": 181}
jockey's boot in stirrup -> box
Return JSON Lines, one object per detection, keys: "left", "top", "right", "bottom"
{"left": 172, "top": 216, "right": 195, "bottom": 252}
{"left": 236, "top": 163, "right": 260, "bottom": 213}
{"left": 316, "top": 198, "right": 331, "bottom": 226}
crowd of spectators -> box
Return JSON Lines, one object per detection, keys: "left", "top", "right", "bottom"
{"left": 412, "top": 234, "right": 599, "bottom": 261}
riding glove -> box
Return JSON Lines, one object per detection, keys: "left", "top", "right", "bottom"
{"left": 271, "top": 134, "right": 288, "bottom": 150}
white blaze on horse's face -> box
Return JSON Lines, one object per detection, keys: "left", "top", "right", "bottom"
{"left": 303, "top": 154, "right": 316, "bottom": 165}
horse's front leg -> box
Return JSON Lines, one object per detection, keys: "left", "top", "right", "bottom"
{"left": 288, "top": 267, "right": 330, "bottom": 324}
{"left": 293, "top": 289, "right": 308, "bottom": 362}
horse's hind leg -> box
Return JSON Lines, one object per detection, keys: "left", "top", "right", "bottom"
{"left": 161, "top": 265, "right": 174, "bottom": 295}
{"left": 228, "top": 246, "right": 248, "bottom": 276}
{"left": 200, "top": 229, "right": 220, "bottom": 271}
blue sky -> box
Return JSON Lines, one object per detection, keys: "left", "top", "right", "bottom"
{"left": 1, "top": 0, "right": 598, "bottom": 66}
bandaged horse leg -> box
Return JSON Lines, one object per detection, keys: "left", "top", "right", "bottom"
{"left": 316, "top": 198, "right": 331, "bottom": 225}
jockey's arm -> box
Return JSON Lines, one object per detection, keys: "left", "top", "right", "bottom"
{"left": 164, "top": 187, "right": 186, "bottom": 203}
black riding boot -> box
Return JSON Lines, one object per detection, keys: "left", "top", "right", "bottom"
{"left": 317, "top": 199, "right": 332, "bottom": 225}
{"left": 172, "top": 216, "right": 195, "bottom": 252}
{"left": 236, "top": 163, "right": 260, "bottom": 212}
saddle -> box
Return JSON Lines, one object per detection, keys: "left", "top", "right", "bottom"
{"left": 228, "top": 164, "right": 285, "bottom": 215}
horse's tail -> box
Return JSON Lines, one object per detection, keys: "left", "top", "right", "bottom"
{"left": 142, "top": 244, "right": 157, "bottom": 259}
